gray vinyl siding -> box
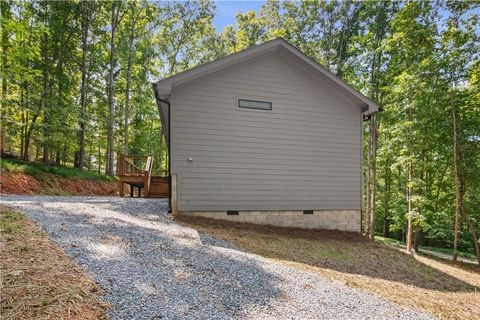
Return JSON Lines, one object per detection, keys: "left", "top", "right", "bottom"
{"left": 170, "top": 52, "right": 363, "bottom": 212}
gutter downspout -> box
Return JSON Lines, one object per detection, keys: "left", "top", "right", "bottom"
{"left": 153, "top": 84, "right": 172, "bottom": 213}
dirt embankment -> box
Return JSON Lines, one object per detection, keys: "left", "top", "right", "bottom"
{"left": 0, "top": 170, "right": 116, "bottom": 196}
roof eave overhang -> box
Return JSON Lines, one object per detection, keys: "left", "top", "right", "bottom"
{"left": 155, "top": 84, "right": 172, "bottom": 99}
{"left": 361, "top": 104, "right": 380, "bottom": 116}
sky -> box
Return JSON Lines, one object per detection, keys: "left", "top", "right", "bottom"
{"left": 211, "top": 1, "right": 479, "bottom": 34}
{"left": 213, "top": 0, "right": 265, "bottom": 31}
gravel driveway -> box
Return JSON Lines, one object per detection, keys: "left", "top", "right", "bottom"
{"left": 2, "top": 195, "right": 434, "bottom": 320}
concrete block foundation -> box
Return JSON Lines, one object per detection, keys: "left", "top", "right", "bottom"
{"left": 177, "top": 209, "right": 361, "bottom": 232}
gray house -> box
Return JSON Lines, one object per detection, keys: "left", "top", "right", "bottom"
{"left": 152, "top": 38, "right": 379, "bottom": 232}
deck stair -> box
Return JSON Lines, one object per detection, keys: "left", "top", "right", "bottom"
{"left": 118, "top": 154, "right": 169, "bottom": 198}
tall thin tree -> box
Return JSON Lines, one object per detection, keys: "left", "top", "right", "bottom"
{"left": 106, "top": 1, "right": 121, "bottom": 175}
{"left": 77, "top": 1, "right": 94, "bottom": 169}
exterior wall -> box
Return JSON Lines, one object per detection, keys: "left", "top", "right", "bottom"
{"left": 178, "top": 210, "right": 361, "bottom": 232}
{"left": 170, "top": 50, "right": 363, "bottom": 213}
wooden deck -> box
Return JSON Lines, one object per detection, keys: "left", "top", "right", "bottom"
{"left": 118, "top": 155, "right": 169, "bottom": 198}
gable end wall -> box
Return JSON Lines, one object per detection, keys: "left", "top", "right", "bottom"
{"left": 170, "top": 52, "right": 363, "bottom": 213}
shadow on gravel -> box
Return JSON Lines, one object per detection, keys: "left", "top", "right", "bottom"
{"left": 177, "top": 216, "right": 480, "bottom": 294}
{"left": 4, "top": 197, "right": 286, "bottom": 319}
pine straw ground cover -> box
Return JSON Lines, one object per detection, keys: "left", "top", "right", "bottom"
{"left": 0, "top": 206, "right": 107, "bottom": 319}
{"left": 177, "top": 216, "right": 480, "bottom": 320}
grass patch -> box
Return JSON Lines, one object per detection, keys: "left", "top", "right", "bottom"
{"left": 375, "top": 236, "right": 404, "bottom": 247}
{"left": 306, "top": 244, "right": 350, "bottom": 262}
{"left": 0, "top": 221, "right": 19, "bottom": 234}
{"left": 376, "top": 236, "right": 477, "bottom": 260}
{"left": 178, "top": 216, "right": 480, "bottom": 320}
{"left": 0, "top": 209, "right": 24, "bottom": 234}
{"left": 421, "top": 245, "right": 477, "bottom": 261}
{"left": 1, "top": 210, "right": 25, "bottom": 221}
{"left": 0, "top": 206, "right": 107, "bottom": 319}
{"left": 1, "top": 158, "right": 116, "bottom": 181}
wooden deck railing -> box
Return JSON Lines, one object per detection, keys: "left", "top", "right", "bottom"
{"left": 119, "top": 155, "right": 152, "bottom": 176}
{"left": 118, "top": 154, "right": 153, "bottom": 197}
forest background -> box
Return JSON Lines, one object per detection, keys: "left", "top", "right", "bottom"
{"left": 1, "top": 0, "right": 479, "bottom": 259}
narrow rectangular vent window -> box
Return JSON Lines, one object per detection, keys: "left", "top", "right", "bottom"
{"left": 238, "top": 99, "right": 272, "bottom": 111}
{"left": 303, "top": 210, "right": 314, "bottom": 215}
{"left": 227, "top": 210, "right": 239, "bottom": 215}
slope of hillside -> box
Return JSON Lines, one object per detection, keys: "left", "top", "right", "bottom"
{"left": 0, "top": 158, "right": 117, "bottom": 196}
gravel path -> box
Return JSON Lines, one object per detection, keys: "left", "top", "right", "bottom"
{"left": 2, "top": 195, "right": 435, "bottom": 320}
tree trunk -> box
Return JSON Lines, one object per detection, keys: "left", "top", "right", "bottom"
{"left": 77, "top": 1, "right": 92, "bottom": 170}
{"left": 383, "top": 156, "right": 391, "bottom": 237}
{"left": 1, "top": 1, "right": 10, "bottom": 155}
{"left": 20, "top": 113, "right": 25, "bottom": 157}
{"left": 23, "top": 111, "right": 28, "bottom": 158}
{"left": 104, "top": 145, "right": 109, "bottom": 175}
{"left": 335, "top": 2, "right": 360, "bottom": 77}
{"left": 369, "top": 114, "right": 378, "bottom": 240}
{"left": 365, "top": 1, "right": 386, "bottom": 240}
{"left": 124, "top": 70, "right": 131, "bottom": 155}
{"left": 62, "top": 144, "right": 67, "bottom": 166}
{"left": 462, "top": 208, "right": 480, "bottom": 265}
{"left": 97, "top": 144, "right": 101, "bottom": 173}
{"left": 88, "top": 140, "right": 93, "bottom": 170}
{"left": 414, "top": 146, "right": 427, "bottom": 253}
{"left": 42, "top": 0, "right": 50, "bottom": 166}
{"left": 23, "top": 113, "right": 43, "bottom": 162}
{"left": 460, "top": 169, "right": 480, "bottom": 264}
{"left": 124, "top": 5, "right": 136, "bottom": 155}
{"left": 20, "top": 83, "right": 25, "bottom": 156}
{"left": 115, "top": 150, "right": 120, "bottom": 175}
{"left": 365, "top": 115, "right": 378, "bottom": 240}
{"left": 451, "top": 90, "right": 460, "bottom": 262}
{"left": 55, "top": 148, "right": 61, "bottom": 166}
{"left": 106, "top": 2, "right": 120, "bottom": 175}
{"left": 414, "top": 224, "right": 421, "bottom": 253}
{"left": 406, "top": 103, "right": 414, "bottom": 253}
{"left": 365, "top": 118, "right": 372, "bottom": 239}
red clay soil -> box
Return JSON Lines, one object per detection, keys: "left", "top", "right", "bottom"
{"left": 0, "top": 171, "right": 42, "bottom": 195}
{"left": 0, "top": 171, "right": 116, "bottom": 196}
{"left": 58, "top": 178, "right": 116, "bottom": 196}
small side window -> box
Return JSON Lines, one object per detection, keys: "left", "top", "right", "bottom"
{"left": 238, "top": 99, "right": 272, "bottom": 111}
